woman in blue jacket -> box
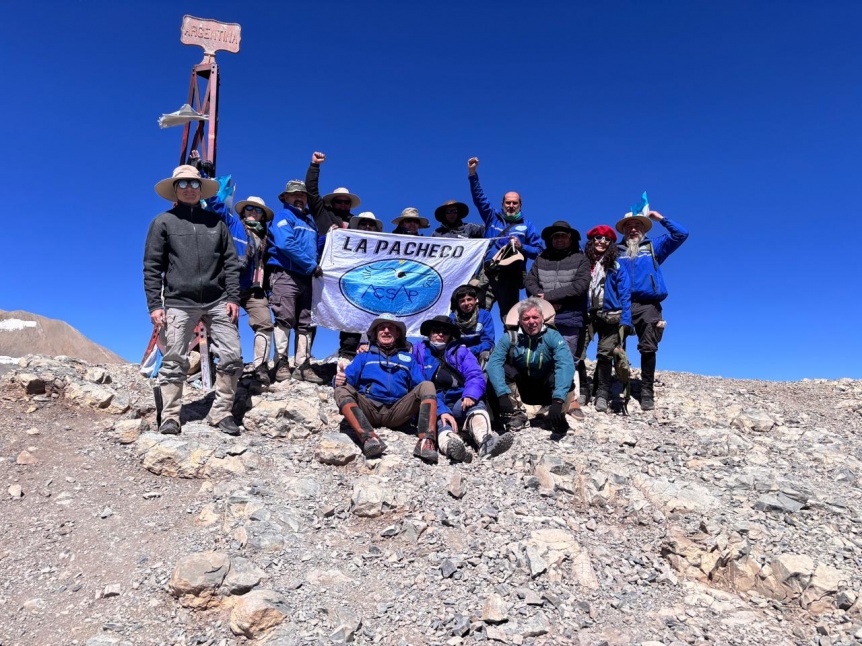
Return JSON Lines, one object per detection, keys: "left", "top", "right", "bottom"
{"left": 413, "top": 316, "right": 513, "bottom": 463}
{"left": 584, "top": 225, "right": 632, "bottom": 413}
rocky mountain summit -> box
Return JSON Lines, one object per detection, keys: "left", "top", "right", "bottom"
{"left": 1, "top": 353, "right": 861, "bottom": 646}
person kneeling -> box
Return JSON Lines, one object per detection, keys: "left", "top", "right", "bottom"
{"left": 486, "top": 298, "right": 576, "bottom": 436}
{"left": 414, "top": 316, "right": 514, "bottom": 463}
{"left": 333, "top": 314, "right": 439, "bottom": 463}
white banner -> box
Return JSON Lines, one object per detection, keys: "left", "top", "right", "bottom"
{"left": 313, "top": 229, "right": 489, "bottom": 336}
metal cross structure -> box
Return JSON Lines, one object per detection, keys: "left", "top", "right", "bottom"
{"left": 177, "top": 16, "right": 241, "bottom": 173}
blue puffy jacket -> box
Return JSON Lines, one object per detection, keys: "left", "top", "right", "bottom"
{"left": 486, "top": 326, "right": 575, "bottom": 401}
{"left": 469, "top": 174, "right": 544, "bottom": 264}
{"left": 412, "top": 341, "right": 486, "bottom": 415}
{"left": 344, "top": 344, "right": 427, "bottom": 406}
{"left": 617, "top": 218, "right": 688, "bottom": 303}
{"left": 266, "top": 205, "right": 319, "bottom": 276}
{"left": 449, "top": 308, "right": 495, "bottom": 357}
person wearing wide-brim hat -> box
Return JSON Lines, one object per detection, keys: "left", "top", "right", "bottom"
{"left": 208, "top": 195, "right": 278, "bottom": 387}
{"left": 333, "top": 313, "right": 441, "bottom": 464}
{"left": 413, "top": 315, "right": 514, "bottom": 463}
{"left": 432, "top": 201, "right": 484, "bottom": 240}
{"left": 305, "top": 151, "right": 362, "bottom": 232}
{"left": 143, "top": 165, "right": 243, "bottom": 437}
{"left": 348, "top": 212, "right": 384, "bottom": 232}
{"left": 524, "top": 219, "right": 590, "bottom": 421}
{"left": 614, "top": 200, "right": 689, "bottom": 412}
{"left": 267, "top": 176, "right": 325, "bottom": 385}
{"left": 448, "top": 284, "right": 496, "bottom": 366}
{"left": 392, "top": 207, "right": 429, "bottom": 235}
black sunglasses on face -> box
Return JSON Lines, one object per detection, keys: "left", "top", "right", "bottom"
{"left": 429, "top": 327, "right": 450, "bottom": 335}
{"left": 332, "top": 199, "right": 352, "bottom": 205}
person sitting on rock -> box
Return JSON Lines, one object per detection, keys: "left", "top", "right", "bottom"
{"left": 524, "top": 220, "right": 590, "bottom": 420}
{"left": 431, "top": 200, "right": 484, "bottom": 239}
{"left": 143, "top": 164, "right": 243, "bottom": 436}
{"left": 413, "top": 315, "right": 513, "bottom": 462}
{"left": 485, "top": 298, "right": 575, "bottom": 436}
{"left": 391, "top": 207, "right": 430, "bottom": 235}
{"left": 583, "top": 225, "right": 633, "bottom": 413}
{"left": 333, "top": 314, "right": 440, "bottom": 463}
{"left": 448, "top": 284, "right": 495, "bottom": 366}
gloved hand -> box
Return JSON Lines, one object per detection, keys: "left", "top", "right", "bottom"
{"left": 312, "top": 265, "right": 323, "bottom": 278}
{"left": 497, "top": 394, "right": 515, "bottom": 417}
{"left": 548, "top": 399, "right": 565, "bottom": 430}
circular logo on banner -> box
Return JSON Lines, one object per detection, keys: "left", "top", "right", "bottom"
{"left": 339, "top": 259, "right": 443, "bottom": 316}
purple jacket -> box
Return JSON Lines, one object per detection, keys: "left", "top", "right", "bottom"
{"left": 412, "top": 341, "right": 486, "bottom": 415}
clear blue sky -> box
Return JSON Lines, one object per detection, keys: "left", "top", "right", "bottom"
{"left": 2, "top": 1, "right": 858, "bottom": 380}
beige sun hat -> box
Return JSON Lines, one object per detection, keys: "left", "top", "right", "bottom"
{"left": 348, "top": 211, "right": 384, "bottom": 232}
{"left": 391, "top": 207, "right": 430, "bottom": 229}
{"left": 615, "top": 211, "right": 653, "bottom": 235}
{"left": 323, "top": 187, "right": 361, "bottom": 209}
{"left": 234, "top": 196, "right": 274, "bottom": 222}
{"left": 154, "top": 165, "right": 219, "bottom": 201}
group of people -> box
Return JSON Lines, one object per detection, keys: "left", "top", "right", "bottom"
{"left": 143, "top": 153, "right": 688, "bottom": 463}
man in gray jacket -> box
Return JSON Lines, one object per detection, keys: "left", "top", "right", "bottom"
{"left": 143, "top": 164, "right": 243, "bottom": 436}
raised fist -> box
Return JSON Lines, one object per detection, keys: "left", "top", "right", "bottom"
{"left": 467, "top": 157, "right": 479, "bottom": 175}
{"left": 311, "top": 151, "right": 326, "bottom": 164}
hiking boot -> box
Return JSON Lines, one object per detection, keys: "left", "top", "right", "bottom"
{"left": 253, "top": 363, "right": 271, "bottom": 387}
{"left": 215, "top": 416, "right": 242, "bottom": 436}
{"left": 640, "top": 391, "right": 655, "bottom": 411}
{"left": 568, "top": 407, "right": 585, "bottom": 421}
{"left": 594, "top": 397, "right": 608, "bottom": 413}
{"left": 444, "top": 434, "right": 472, "bottom": 463}
{"left": 362, "top": 435, "right": 387, "bottom": 459}
{"left": 413, "top": 437, "right": 439, "bottom": 464}
{"left": 478, "top": 431, "right": 514, "bottom": 459}
{"left": 503, "top": 410, "right": 529, "bottom": 432}
{"left": 159, "top": 418, "right": 181, "bottom": 435}
{"left": 293, "top": 361, "right": 325, "bottom": 385}
{"left": 577, "top": 392, "right": 589, "bottom": 406}
{"left": 274, "top": 358, "right": 292, "bottom": 382}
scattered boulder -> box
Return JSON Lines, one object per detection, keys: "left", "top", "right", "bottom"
{"left": 229, "top": 589, "right": 290, "bottom": 638}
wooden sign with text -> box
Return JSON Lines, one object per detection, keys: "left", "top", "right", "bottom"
{"left": 180, "top": 16, "right": 241, "bottom": 55}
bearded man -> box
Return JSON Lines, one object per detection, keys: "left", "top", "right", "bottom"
{"left": 615, "top": 209, "right": 688, "bottom": 411}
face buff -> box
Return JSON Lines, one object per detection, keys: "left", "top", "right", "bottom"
{"left": 502, "top": 211, "right": 521, "bottom": 223}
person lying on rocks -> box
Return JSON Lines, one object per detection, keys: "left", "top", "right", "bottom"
{"left": 583, "top": 225, "right": 633, "bottom": 413}
{"left": 485, "top": 298, "right": 575, "bottom": 437}
{"left": 413, "top": 315, "right": 513, "bottom": 463}
{"left": 333, "top": 314, "right": 440, "bottom": 463}
{"left": 448, "top": 284, "right": 496, "bottom": 366}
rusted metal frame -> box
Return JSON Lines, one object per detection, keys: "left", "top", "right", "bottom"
{"left": 178, "top": 61, "right": 219, "bottom": 170}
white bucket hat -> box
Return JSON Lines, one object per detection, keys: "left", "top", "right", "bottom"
{"left": 234, "top": 196, "right": 274, "bottom": 223}
{"left": 348, "top": 211, "right": 383, "bottom": 232}
{"left": 323, "top": 187, "right": 361, "bottom": 209}
{"left": 154, "top": 165, "right": 219, "bottom": 201}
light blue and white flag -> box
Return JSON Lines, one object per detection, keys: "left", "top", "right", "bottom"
{"left": 313, "top": 229, "right": 490, "bottom": 336}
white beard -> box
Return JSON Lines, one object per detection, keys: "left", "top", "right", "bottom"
{"left": 625, "top": 237, "right": 641, "bottom": 259}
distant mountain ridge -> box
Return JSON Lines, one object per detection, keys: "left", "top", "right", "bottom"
{"left": 0, "top": 309, "right": 125, "bottom": 364}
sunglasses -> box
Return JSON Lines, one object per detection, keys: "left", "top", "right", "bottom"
{"left": 243, "top": 205, "right": 265, "bottom": 215}
{"left": 592, "top": 235, "right": 612, "bottom": 243}
{"left": 357, "top": 222, "right": 377, "bottom": 230}
{"left": 332, "top": 198, "right": 352, "bottom": 205}
{"left": 175, "top": 179, "right": 201, "bottom": 190}
{"left": 429, "top": 327, "right": 451, "bottom": 335}
{"left": 444, "top": 207, "right": 460, "bottom": 214}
